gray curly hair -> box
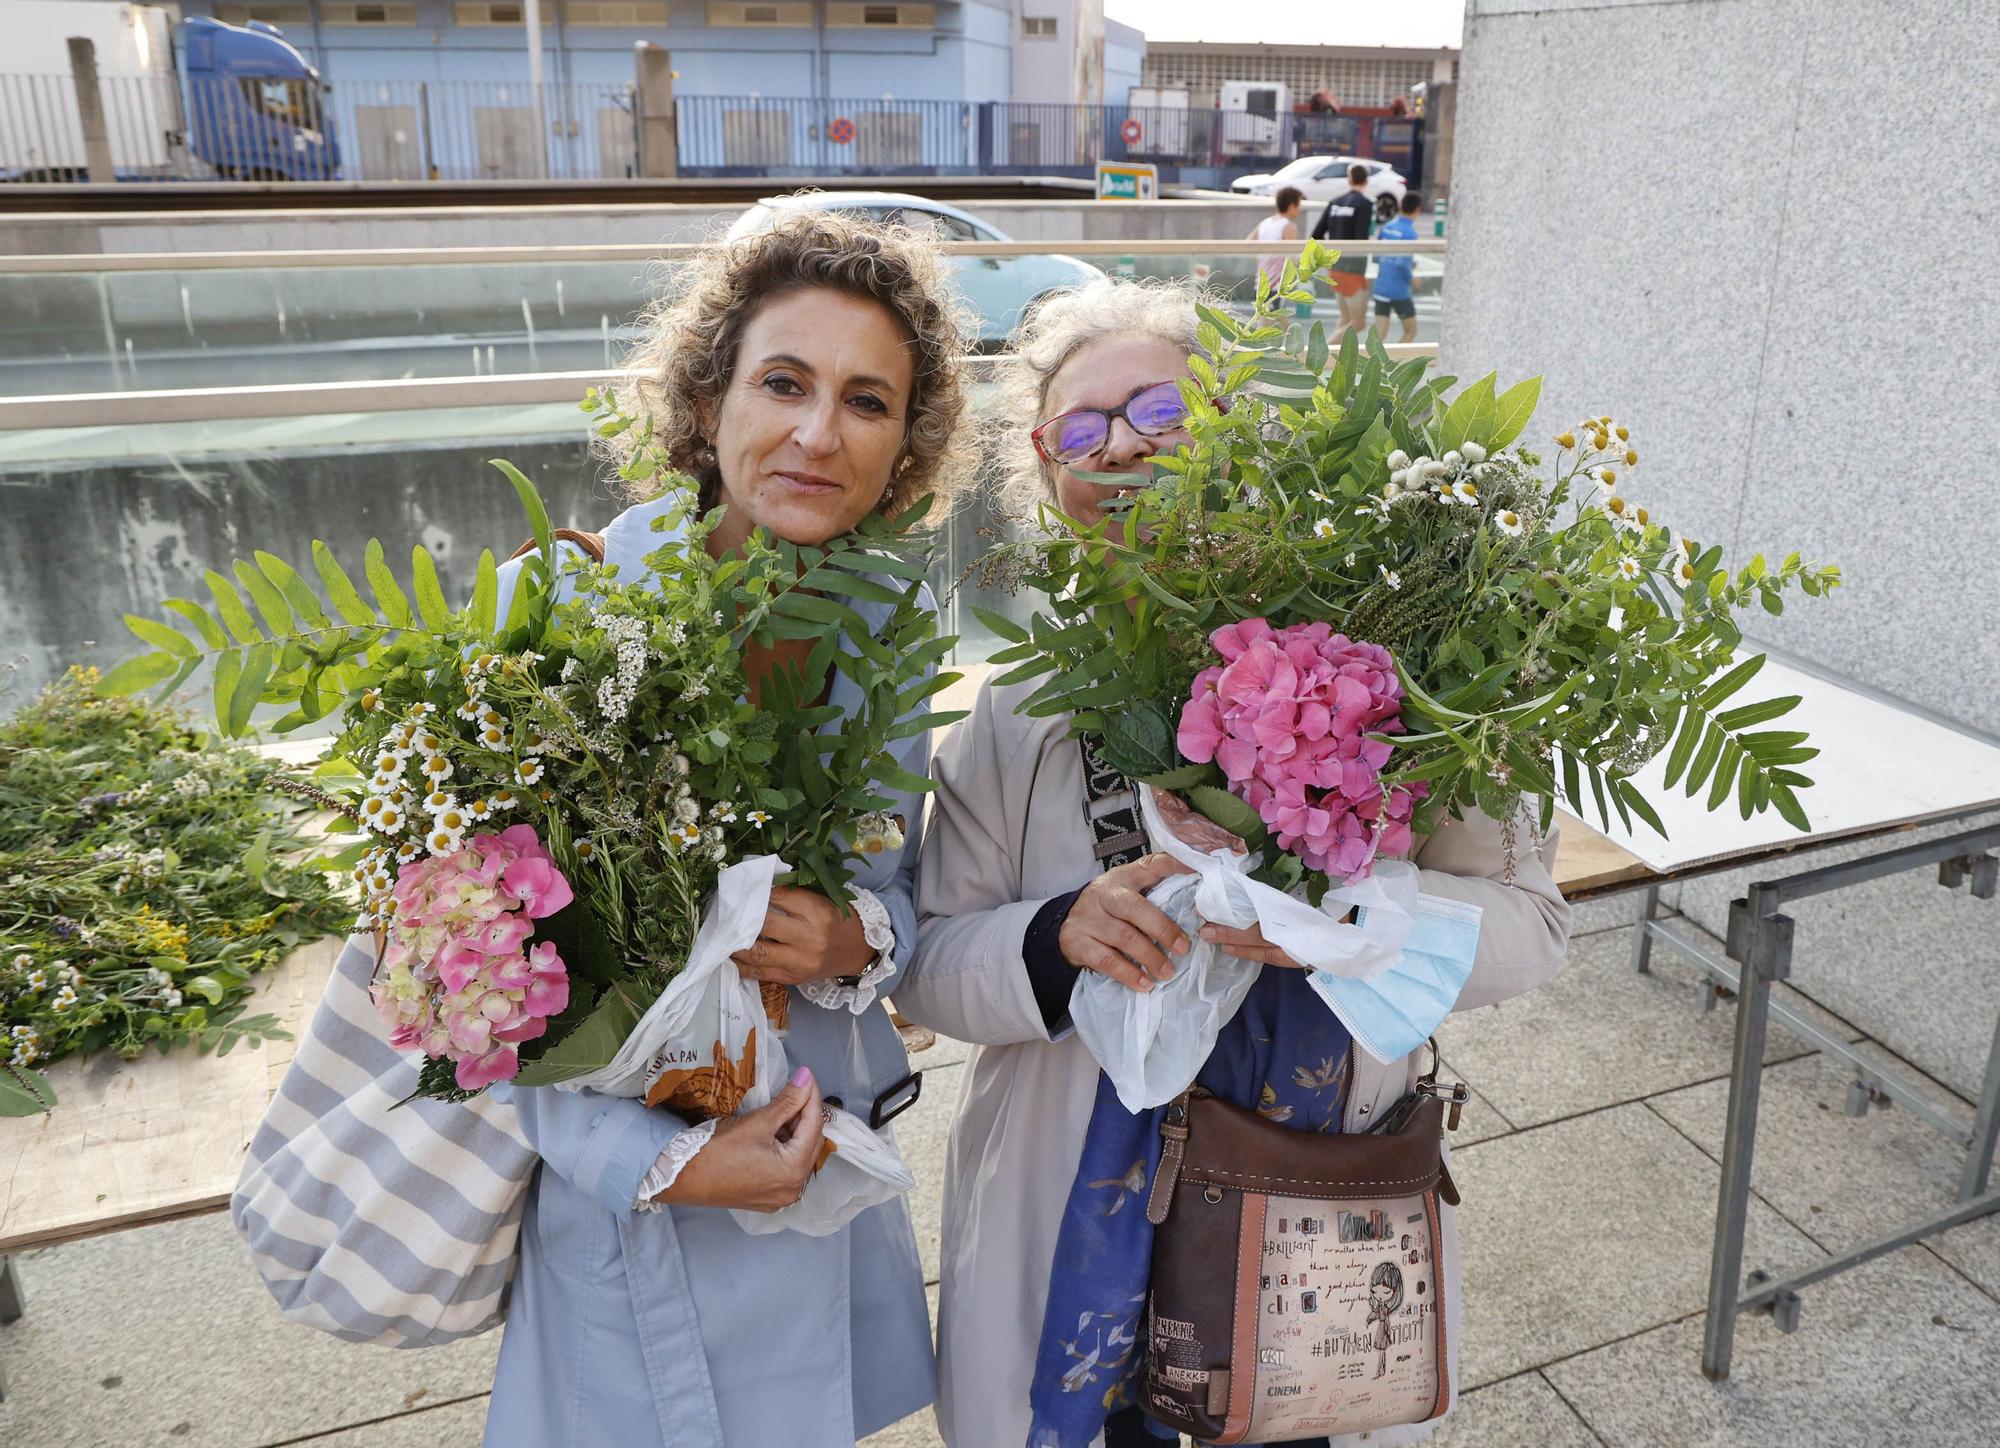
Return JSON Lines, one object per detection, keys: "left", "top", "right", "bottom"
{"left": 608, "top": 208, "right": 976, "bottom": 522}
{"left": 991, "top": 276, "right": 1208, "bottom": 519}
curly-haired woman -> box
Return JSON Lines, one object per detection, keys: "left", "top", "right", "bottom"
{"left": 481, "top": 210, "right": 974, "bottom": 1448}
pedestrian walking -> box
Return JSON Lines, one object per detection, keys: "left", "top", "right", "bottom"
{"left": 1249, "top": 185, "right": 1305, "bottom": 310}
{"left": 1373, "top": 190, "right": 1424, "bottom": 345}
{"left": 1311, "top": 163, "right": 1375, "bottom": 338}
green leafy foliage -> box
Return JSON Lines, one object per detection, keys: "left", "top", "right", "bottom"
{"left": 972, "top": 239, "right": 1841, "bottom": 851}
{"left": 0, "top": 667, "right": 348, "bottom": 1108}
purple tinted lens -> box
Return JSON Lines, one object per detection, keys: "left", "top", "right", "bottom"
{"left": 1125, "top": 382, "right": 1189, "bottom": 433}
{"left": 1050, "top": 411, "right": 1109, "bottom": 460}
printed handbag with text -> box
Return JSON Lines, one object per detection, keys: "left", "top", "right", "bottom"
{"left": 1139, "top": 1076, "right": 1464, "bottom": 1442}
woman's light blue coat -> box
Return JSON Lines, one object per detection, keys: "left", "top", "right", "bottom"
{"left": 481, "top": 495, "right": 937, "bottom": 1446}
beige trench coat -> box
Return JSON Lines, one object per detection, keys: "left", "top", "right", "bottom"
{"left": 898, "top": 673, "right": 1573, "bottom": 1448}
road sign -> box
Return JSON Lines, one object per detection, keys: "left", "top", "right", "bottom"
{"left": 1095, "top": 160, "right": 1158, "bottom": 201}
{"left": 828, "top": 116, "right": 855, "bottom": 145}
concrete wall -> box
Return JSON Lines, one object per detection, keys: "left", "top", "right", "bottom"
{"left": 0, "top": 197, "right": 1270, "bottom": 254}
{"left": 1444, "top": 0, "right": 2000, "bottom": 1098}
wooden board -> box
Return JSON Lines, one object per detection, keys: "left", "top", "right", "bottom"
{"left": 0, "top": 938, "right": 339, "bottom": 1254}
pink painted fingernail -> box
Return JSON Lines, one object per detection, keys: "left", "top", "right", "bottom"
{"left": 789, "top": 1065, "right": 814, "bottom": 1089}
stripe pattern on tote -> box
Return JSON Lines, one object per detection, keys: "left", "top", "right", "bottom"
{"left": 232, "top": 934, "right": 537, "bottom": 1345}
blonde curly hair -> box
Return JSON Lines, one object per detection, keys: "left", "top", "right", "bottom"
{"left": 610, "top": 209, "right": 976, "bottom": 521}
{"left": 992, "top": 276, "right": 1208, "bottom": 519}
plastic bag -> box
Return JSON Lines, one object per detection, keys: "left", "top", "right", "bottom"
{"left": 1070, "top": 786, "right": 1480, "bottom": 1110}
{"left": 554, "top": 853, "right": 914, "bottom": 1235}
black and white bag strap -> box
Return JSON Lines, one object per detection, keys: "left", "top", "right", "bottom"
{"left": 1077, "top": 732, "right": 1152, "bottom": 871}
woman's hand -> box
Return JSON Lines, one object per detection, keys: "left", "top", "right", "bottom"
{"left": 656, "top": 1067, "right": 827, "bottom": 1212}
{"left": 1198, "top": 920, "right": 1309, "bottom": 969}
{"left": 732, "top": 886, "right": 874, "bottom": 985}
{"left": 1059, "top": 852, "right": 1194, "bottom": 993}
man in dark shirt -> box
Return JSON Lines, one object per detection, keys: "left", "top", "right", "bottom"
{"left": 1312, "top": 163, "right": 1376, "bottom": 338}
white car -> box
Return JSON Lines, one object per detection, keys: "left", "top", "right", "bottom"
{"left": 726, "top": 191, "right": 1100, "bottom": 345}
{"left": 1231, "top": 155, "right": 1407, "bottom": 212}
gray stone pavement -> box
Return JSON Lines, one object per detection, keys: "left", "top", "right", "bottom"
{"left": 2, "top": 908, "right": 1996, "bottom": 1445}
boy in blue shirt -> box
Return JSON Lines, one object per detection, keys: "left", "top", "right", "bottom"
{"left": 1372, "top": 191, "right": 1423, "bottom": 343}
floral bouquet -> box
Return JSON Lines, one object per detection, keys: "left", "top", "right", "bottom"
{"left": 978, "top": 243, "right": 1838, "bottom": 1087}
{"left": 980, "top": 240, "right": 1841, "bottom": 904}
{"left": 102, "top": 390, "right": 960, "bottom": 1121}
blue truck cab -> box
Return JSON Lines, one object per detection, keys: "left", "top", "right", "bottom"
{"left": 182, "top": 16, "right": 339, "bottom": 180}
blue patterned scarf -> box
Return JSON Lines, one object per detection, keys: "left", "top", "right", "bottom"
{"left": 1027, "top": 967, "right": 1353, "bottom": 1448}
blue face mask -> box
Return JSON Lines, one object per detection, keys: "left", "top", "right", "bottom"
{"left": 1306, "top": 895, "right": 1483, "bottom": 1063}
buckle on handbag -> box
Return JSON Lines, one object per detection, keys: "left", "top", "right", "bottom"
{"left": 869, "top": 1070, "right": 923, "bottom": 1129}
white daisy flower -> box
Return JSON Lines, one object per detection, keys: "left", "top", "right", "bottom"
{"left": 1495, "top": 510, "right": 1525, "bottom": 537}
{"left": 454, "top": 698, "right": 484, "bottom": 723}
{"left": 424, "top": 789, "right": 456, "bottom": 814}
{"left": 1674, "top": 558, "right": 1697, "bottom": 587}
{"left": 491, "top": 788, "right": 519, "bottom": 812}
{"left": 370, "top": 770, "right": 400, "bottom": 794}
{"left": 1450, "top": 479, "right": 1479, "bottom": 505}
{"left": 407, "top": 702, "right": 435, "bottom": 720}
{"left": 514, "top": 759, "right": 545, "bottom": 787}
{"left": 395, "top": 842, "right": 423, "bottom": 864}
{"left": 575, "top": 840, "right": 597, "bottom": 861}
{"left": 373, "top": 752, "right": 402, "bottom": 777}
{"left": 360, "top": 689, "right": 384, "bottom": 713}
{"left": 360, "top": 796, "right": 387, "bottom": 824}
{"left": 1313, "top": 518, "right": 1337, "bottom": 539}
{"left": 420, "top": 755, "right": 454, "bottom": 782}
{"left": 433, "top": 805, "right": 471, "bottom": 835}
{"left": 1379, "top": 565, "right": 1403, "bottom": 590}
{"left": 746, "top": 809, "right": 773, "bottom": 827}
{"left": 426, "top": 825, "right": 464, "bottom": 855}
{"left": 520, "top": 730, "right": 549, "bottom": 756}
{"left": 375, "top": 805, "right": 406, "bottom": 836}
{"left": 668, "top": 822, "right": 703, "bottom": 849}
{"left": 711, "top": 802, "right": 739, "bottom": 824}
{"left": 1672, "top": 531, "right": 1698, "bottom": 562}
{"left": 466, "top": 797, "right": 494, "bottom": 822}
{"left": 479, "top": 724, "right": 508, "bottom": 749}
{"left": 412, "top": 730, "right": 443, "bottom": 756}
{"left": 1618, "top": 556, "right": 1643, "bottom": 581}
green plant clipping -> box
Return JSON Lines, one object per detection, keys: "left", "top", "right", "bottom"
{"left": 0, "top": 668, "right": 348, "bottom": 1113}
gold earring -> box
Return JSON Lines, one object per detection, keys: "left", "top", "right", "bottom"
{"left": 696, "top": 441, "right": 717, "bottom": 469}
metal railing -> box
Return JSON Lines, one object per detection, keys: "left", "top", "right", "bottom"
{"left": 0, "top": 237, "right": 1446, "bottom": 273}
{"left": 4, "top": 73, "right": 1432, "bottom": 186}
{"left": 0, "top": 340, "right": 1443, "bottom": 431}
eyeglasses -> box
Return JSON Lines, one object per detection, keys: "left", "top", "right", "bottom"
{"left": 1031, "top": 380, "right": 1192, "bottom": 465}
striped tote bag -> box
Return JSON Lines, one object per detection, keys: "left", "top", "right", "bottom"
{"left": 232, "top": 933, "right": 537, "bottom": 1346}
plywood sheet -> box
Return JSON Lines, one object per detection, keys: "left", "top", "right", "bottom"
{"left": 0, "top": 938, "right": 339, "bottom": 1253}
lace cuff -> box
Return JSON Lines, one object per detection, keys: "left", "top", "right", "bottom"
{"left": 634, "top": 1118, "right": 719, "bottom": 1212}
{"left": 797, "top": 888, "right": 898, "bottom": 1015}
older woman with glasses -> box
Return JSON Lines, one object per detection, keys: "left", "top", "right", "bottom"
{"left": 893, "top": 278, "right": 1574, "bottom": 1448}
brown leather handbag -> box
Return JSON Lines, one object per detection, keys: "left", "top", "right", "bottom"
{"left": 1138, "top": 1069, "right": 1467, "bottom": 1443}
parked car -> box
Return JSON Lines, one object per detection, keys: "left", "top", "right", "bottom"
{"left": 725, "top": 191, "right": 1101, "bottom": 345}
{"left": 1230, "top": 155, "right": 1406, "bottom": 210}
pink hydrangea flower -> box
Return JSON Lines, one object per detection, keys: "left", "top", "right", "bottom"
{"left": 371, "top": 826, "right": 572, "bottom": 1090}
{"left": 1177, "top": 618, "right": 1425, "bottom": 882}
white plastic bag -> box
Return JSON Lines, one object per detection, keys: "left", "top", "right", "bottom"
{"left": 555, "top": 853, "right": 914, "bottom": 1235}
{"left": 1069, "top": 786, "right": 1424, "bottom": 1112}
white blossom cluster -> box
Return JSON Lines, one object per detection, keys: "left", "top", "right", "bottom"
{"left": 8, "top": 1022, "right": 41, "bottom": 1067}
{"left": 591, "top": 611, "right": 651, "bottom": 726}
{"left": 659, "top": 753, "right": 729, "bottom": 865}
